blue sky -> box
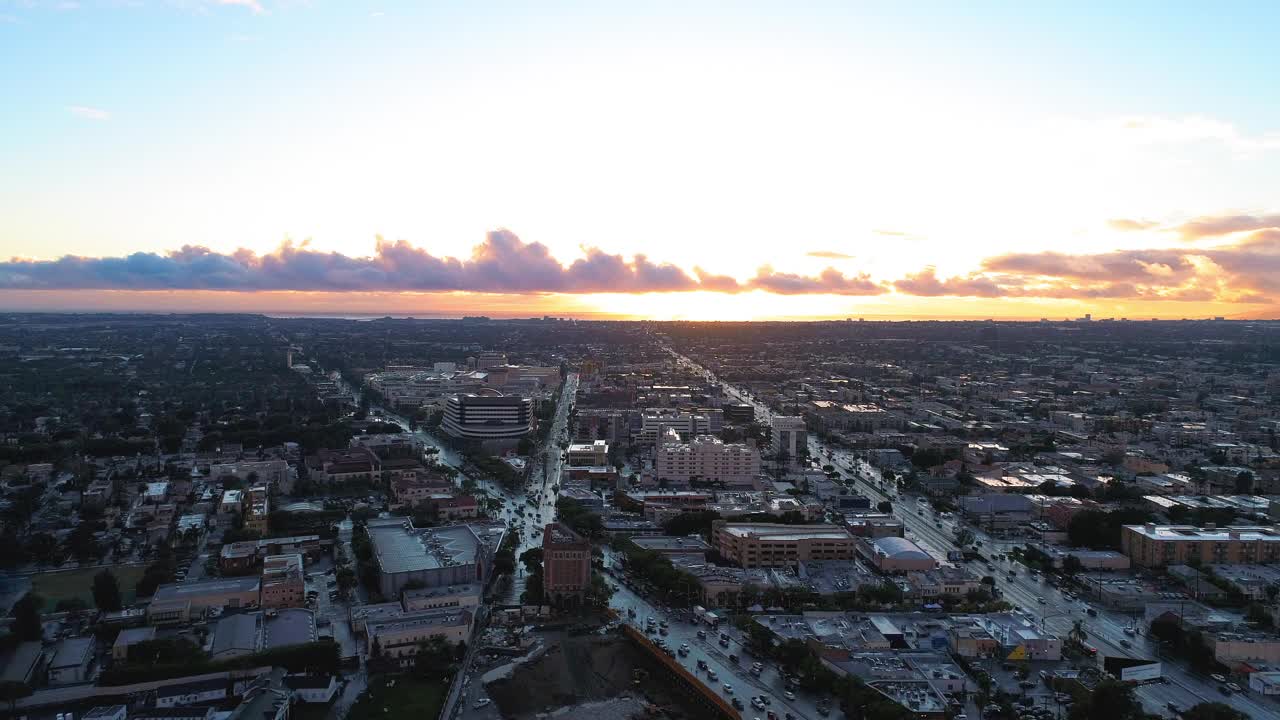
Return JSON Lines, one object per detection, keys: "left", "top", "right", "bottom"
{"left": 1, "top": 1, "right": 1278, "bottom": 318}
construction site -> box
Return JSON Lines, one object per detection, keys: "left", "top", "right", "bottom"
{"left": 483, "top": 629, "right": 717, "bottom": 719}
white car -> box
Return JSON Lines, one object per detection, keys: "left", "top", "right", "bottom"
{"left": 723, "top": 684, "right": 733, "bottom": 694}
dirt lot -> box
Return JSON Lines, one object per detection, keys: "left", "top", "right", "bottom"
{"left": 485, "top": 630, "right": 707, "bottom": 719}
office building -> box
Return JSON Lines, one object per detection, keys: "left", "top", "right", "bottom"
{"left": 712, "top": 521, "right": 856, "bottom": 568}
{"left": 770, "top": 416, "right": 806, "bottom": 457}
{"left": 442, "top": 391, "right": 534, "bottom": 440}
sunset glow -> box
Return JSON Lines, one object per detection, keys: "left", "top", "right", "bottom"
{"left": 2, "top": 2, "right": 1278, "bottom": 319}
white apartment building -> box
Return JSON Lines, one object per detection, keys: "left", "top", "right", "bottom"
{"left": 655, "top": 435, "right": 760, "bottom": 485}
{"left": 638, "top": 409, "right": 713, "bottom": 444}
{"left": 771, "top": 416, "right": 806, "bottom": 457}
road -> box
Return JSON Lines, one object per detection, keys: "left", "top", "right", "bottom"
{"left": 603, "top": 549, "right": 826, "bottom": 720}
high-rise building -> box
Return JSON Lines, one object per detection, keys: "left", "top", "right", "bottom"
{"left": 542, "top": 523, "right": 591, "bottom": 604}
{"left": 770, "top": 416, "right": 806, "bottom": 457}
{"left": 442, "top": 391, "right": 533, "bottom": 440}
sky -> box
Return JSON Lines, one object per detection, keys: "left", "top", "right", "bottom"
{"left": 2, "top": 0, "right": 1279, "bottom": 320}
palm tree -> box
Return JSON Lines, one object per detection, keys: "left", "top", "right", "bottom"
{"left": 1068, "top": 619, "right": 1087, "bottom": 647}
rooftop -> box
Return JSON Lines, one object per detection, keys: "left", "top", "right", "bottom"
{"left": 368, "top": 518, "right": 482, "bottom": 574}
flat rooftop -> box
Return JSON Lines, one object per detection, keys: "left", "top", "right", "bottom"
{"left": 718, "top": 523, "right": 853, "bottom": 541}
{"left": 368, "top": 519, "right": 481, "bottom": 574}
{"left": 1125, "top": 524, "right": 1280, "bottom": 542}
{"left": 153, "top": 576, "right": 260, "bottom": 602}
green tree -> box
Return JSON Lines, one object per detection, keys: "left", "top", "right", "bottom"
{"left": 1062, "top": 555, "right": 1083, "bottom": 576}
{"left": 93, "top": 568, "right": 124, "bottom": 612}
{"left": 1235, "top": 471, "right": 1255, "bottom": 494}
{"left": 10, "top": 593, "right": 43, "bottom": 641}
{"left": 1181, "top": 702, "right": 1248, "bottom": 720}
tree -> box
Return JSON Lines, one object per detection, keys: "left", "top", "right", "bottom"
{"left": 0, "top": 681, "right": 32, "bottom": 713}
{"left": 93, "top": 568, "right": 123, "bottom": 612}
{"left": 10, "top": 593, "right": 43, "bottom": 641}
{"left": 1062, "top": 555, "right": 1083, "bottom": 576}
{"left": 1235, "top": 471, "right": 1255, "bottom": 494}
{"left": 1181, "top": 702, "right": 1247, "bottom": 720}
{"left": 876, "top": 501, "right": 892, "bottom": 513}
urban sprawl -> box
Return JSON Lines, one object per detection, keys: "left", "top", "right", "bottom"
{"left": 0, "top": 314, "right": 1278, "bottom": 720}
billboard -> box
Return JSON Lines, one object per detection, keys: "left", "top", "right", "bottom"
{"left": 1103, "top": 656, "right": 1161, "bottom": 683}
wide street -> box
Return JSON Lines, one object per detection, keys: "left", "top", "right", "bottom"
{"left": 603, "top": 548, "right": 828, "bottom": 720}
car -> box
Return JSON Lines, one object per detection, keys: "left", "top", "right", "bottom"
{"left": 1086, "top": 608, "right": 1098, "bottom": 617}
{"left": 1037, "top": 597, "right": 1046, "bottom": 604}
{"left": 696, "top": 659, "right": 708, "bottom": 670}
{"left": 1166, "top": 702, "right": 1181, "bottom": 714}
{"left": 1123, "top": 627, "right": 1136, "bottom": 636}
{"left": 719, "top": 637, "right": 730, "bottom": 647}
{"left": 761, "top": 696, "right": 771, "bottom": 705}
{"left": 697, "top": 630, "right": 707, "bottom": 639}
{"left": 707, "top": 670, "right": 718, "bottom": 681}
{"left": 729, "top": 654, "right": 739, "bottom": 663}
{"left": 732, "top": 698, "right": 745, "bottom": 710}
{"left": 752, "top": 698, "right": 767, "bottom": 710}
{"left": 1211, "top": 673, "right": 1227, "bottom": 683}
{"left": 784, "top": 691, "right": 796, "bottom": 700}
{"left": 723, "top": 684, "right": 733, "bottom": 694}
{"left": 1119, "top": 639, "right": 1131, "bottom": 649}
{"left": 1226, "top": 682, "right": 1243, "bottom": 693}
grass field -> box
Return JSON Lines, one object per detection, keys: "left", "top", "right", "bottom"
{"left": 30, "top": 564, "right": 148, "bottom": 612}
{"left": 349, "top": 675, "right": 447, "bottom": 720}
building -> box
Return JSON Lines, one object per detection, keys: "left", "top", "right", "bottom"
{"left": 712, "top": 522, "right": 856, "bottom": 568}
{"left": 654, "top": 435, "right": 761, "bottom": 486}
{"left": 243, "top": 485, "right": 270, "bottom": 535}
{"left": 367, "top": 518, "right": 488, "bottom": 597}
{"left": 843, "top": 513, "right": 906, "bottom": 539}
{"left": 305, "top": 448, "right": 380, "bottom": 485}
{"left": 1249, "top": 671, "right": 1280, "bottom": 695}
{"left": 48, "top": 636, "right": 94, "bottom": 685}
{"left": 112, "top": 625, "right": 156, "bottom": 660}
{"left": 861, "top": 536, "right": 938, "bottom": 573}
{"left": 260, "top": 554, "right": 305, "bottom": 608}
{"left": 219, "top": 489, "right": 244, "bottom": 514}
{"left": 210, "top": 459, "right": 291, "bottom": 493}
{"left": 211, "top": 613, "right": 262, "bottom": 660}
{"left": 567, "top": 440, "right": 610, "bottom": 467}
{"left": 402, "top": 583, "right": 482, "bottom": 612}
{"left": 770, "top": 416, "right": 806, "bottom": 458}
{"left": 543, "top": 522, "right": 592, "bottom": 604}
{"left": 150, "top": 576, "right": 262, "bottom": 621}
{"left": 155, "top": 678, "right": 229, "bottom": 708}
{"left": 390, "top": 473, "right": 454, "bottom": 509}
{"left": 904, "top": 567, "right": 982, "bottom": 600}
{"left": 1208, "top": 632, "right": 1280, "bottom": 665}
{"left": 83, "top": 707, "right": 128, "bottom": 720}
{"left": 630, "top": 535, "right": 713, "bottom": 563}
{"left": 284, "top": 675, "right": 341, "bottom": 704}
{"left": 367, "top": 609, "right": 472, "bottom": 665}
{"left": 442, "top": 391, "right": 534, "bottom": 440}
{"left": 637, "top": 409, "right": 713, "bottom": 444}
{"left": 1119, "top": 524, "right": 1280, "bottom": 568}
{"left": 979, "top": 613, "right": 1062, "bottom": 661}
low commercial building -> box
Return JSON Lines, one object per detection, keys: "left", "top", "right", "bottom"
{"left": 860, "top": 536, "right": 937, "bottom": 574}
{"left": 979, "top": 613, "right": 1062, "bottom": 661}
{"left": 567, "top": 440, "right": 609, "bottom": 467}
{"left": 1208, "top": 632, "right": 1280, "bottom": 665}
{"left": 904, "top": 567, "right": 981, "bottom": 600}
{"left": 1120, "top": 524, "right": 1280, "bottom": 568}
{"left": 367, "top": 518, "right": 487, "bottom": 597}
{"left": 112, "top": 625, "right": 156, "bottom": 660}
{"left": 402, "top": 584, "right": 482, "bottom": 612}
{"left": 260, "top": 554, "right": 305, "bottom": 608}
{"left": 1025, "top": 544, "right": 1131, "bottom": 571}
{"left": 367, "top": 609, "right": 472, "bottom": 665}
{"left": 630, "top": 535, "right": 713, "bottom": 563}
{"left": 243, "top": 485, "right": 270, "bottom": 535}
{"left": 712, "top": 521, "right": 856, "bottom": 568}
{"left": 155, "top": 679, "right": 228, "bottom": 708}
{"left": 48, "top": 637, "right": 94, "bottom": 685}
{"left": 150, "top": 576, "right": 261, "bottom": 620}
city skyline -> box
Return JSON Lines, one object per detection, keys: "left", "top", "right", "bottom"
{"left": 2, "top": 1, "right": 1279, "bottom": 320}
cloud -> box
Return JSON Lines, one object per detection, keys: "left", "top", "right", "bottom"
{"left": 1107, "top": 218, "right": 1160, "bottom": 232}
{"left": 67, "top": 105, "right": 110, "bottom": 121}
{"left": 217, "top": 0, "right": 263, "bottom": 13}
{"left": 748, "top": 266, "right": 884, "bottom": 296}
{"left": 970, "top": 230, "right": 1280, "bottom": 303}
{"left": 893, "top": 268, "right": 1005, "bottom": 298}
{"left": 1176, "top": 213, "right": 1280, "bottom": 240}
{"left": 0, "top": 231, "right": 899, "bottom": 297}
{"left": 806, "top": 250, "right": 855, "bottom": 260}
